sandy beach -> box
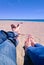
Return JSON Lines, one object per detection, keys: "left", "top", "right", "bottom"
{"left": 0, "top": 21, "right": 44, "bottom": 65}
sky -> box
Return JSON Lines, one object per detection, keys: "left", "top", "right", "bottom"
{"left": 0, "top": 0, "right": 44, "bottom": 19}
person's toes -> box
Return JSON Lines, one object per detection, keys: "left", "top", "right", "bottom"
{"left": 11, "top": 24, "right": 16, "bottom": 29}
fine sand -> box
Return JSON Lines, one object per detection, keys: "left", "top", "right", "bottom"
{"left": 0, "top": 21, "right": 44, "bottom": 65}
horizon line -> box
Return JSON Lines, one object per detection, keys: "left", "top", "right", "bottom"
{"left": 0, "top": 19, "right": 44, "bottom": 22}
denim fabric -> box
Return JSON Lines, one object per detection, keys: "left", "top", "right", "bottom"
{"left": 0, "top": 39, "right": 17, "bottom": 65}
{"left": 7, "top": 31, "right": 18, "bottom": 38}
{"left": 34, "top": 43, "right": 43, "bottom": 47}
{"left": 0, "top": 30, "right": 18, "bottom": 65}
{"left": 0, "top": 54, "right": 16, "bottom": 65}
{"left": 26, "top": 43, "right": 44, "bottom": 65}
{"left": 0, "top": 30, "right": 7, "bottom": 44}
{"left": 7, "top": 31, "right": 19, "bottom": 47}
{"left": 0, "top": 30, "right": 19, "bottom": 47}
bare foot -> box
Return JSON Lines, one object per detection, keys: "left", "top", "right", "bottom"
{"left": 28, "top": 34, "right": 36, "bottom": 46}
{"left": 11, "top": 24, "right": 20, "bottom": 33}
{"left": 24, "top": 34, "right": 32, "bottom": 48}
{"left": 24, "top": 34, "right": 36, "bottom": 49}
{"left": 11, "top": 24, "right": 16, "bottom": 31}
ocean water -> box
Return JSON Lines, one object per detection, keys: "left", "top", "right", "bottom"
{"left": 0, "top": 19, "right": 44, "bottom": 22}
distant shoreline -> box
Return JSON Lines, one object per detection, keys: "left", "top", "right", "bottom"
{"left": 0, "top": 19, "right": 44, "bottom": 22}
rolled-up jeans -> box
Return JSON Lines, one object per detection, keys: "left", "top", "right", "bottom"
{"left": 0, "top": 30, "right": 18, "bottom": 65}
